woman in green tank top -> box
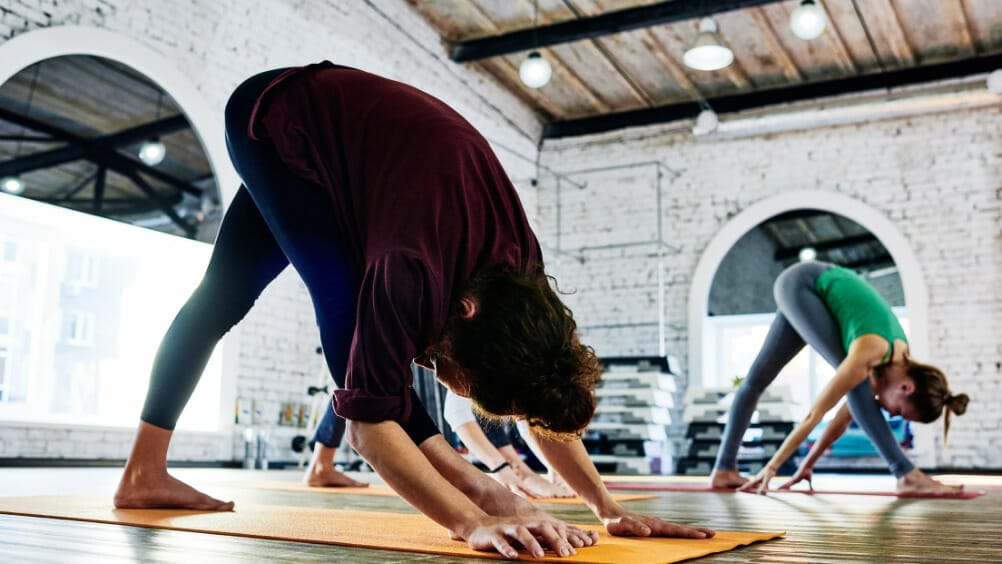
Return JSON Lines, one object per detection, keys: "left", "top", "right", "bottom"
{"left": 711, "top": 262, "right": 969, "bottom": 496}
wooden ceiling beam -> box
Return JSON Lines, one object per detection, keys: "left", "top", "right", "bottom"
{"left": 449, "top": 0, "right": 785, "bottom": 62}
{"left": 543, "top": 51, "right": 1002, "bottom": 138}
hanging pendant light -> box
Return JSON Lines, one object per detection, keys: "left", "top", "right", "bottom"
{"left": 790, "top": 0, "right": 827, "bottom": 40}
{"left": 138, "top": 91, "right": 167, "bottom": 166}
{"left": 520, "top": 0, "right": 552, "bottom": 89}
{"left": 520, "top": 52, "right": 552, "bottom": 89}
{"left": 988, "top": 69, "right": 1002, "bottom": 95}
{"left": 683, "top": 18, "right": 734, "bottom": 71}
{"left": 1, "top": 175, "right": 25, "bottom": 194}
{"left": 692, "top": 108, "right": 719, "bottom": 136}
{"left": 139, "top": 137, "right": 166, "bottom": 166}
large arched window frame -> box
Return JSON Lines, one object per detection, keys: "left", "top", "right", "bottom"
{"left": 0, "top": 26, "right": 240, "bottom": 433}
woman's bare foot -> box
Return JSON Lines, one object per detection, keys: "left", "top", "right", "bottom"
{"left": 897, "top": 469, "right": 964, "bottom": 495}
{"left": 114, "top": 421, "right": 234, "bottom": 510}
{"left": 304, "top": 443, "right": 369, "bottom": 487}
{"left": 710, "top": 469, "right": 749, "bottom": 489}
{"left": 519, "top": 470, "right": 574, "bottom": 498}
{"left": 305, "top": 463, "right": 369, "bottom": 488}
{"left": 547, "top": 472, "right": 576, "bottom": 498}
{"left": 114, "top": 467, "right": 234, "bottom": 510}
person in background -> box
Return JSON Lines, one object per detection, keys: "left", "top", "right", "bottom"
{"left": 709, "top": 261, "right": 968, "bottom": 495}
{"left": 444, "top": 389, "right": 574, "bottom": 499}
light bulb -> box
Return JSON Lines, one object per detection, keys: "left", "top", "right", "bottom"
{"left": 988, "top": 69, "right": 1002, "bottom": 95}
{"left": 790, "top": 0, "right": 827, "bottom": 40}
{"left": 138, "top": 138, "right": 166, "bottom": 166}
{"left": 1, "top": 175, "right": 24, "bottom": 195}
{"left": 519, "top": 51, "right": 552, "bottom": 88}
{"left": 693, "top": 109, "right": 719, "bottom": 135}
{"left": 798, "top": 247, "right": 818, "bottom": 262}
{"left": 683, "top": 19, "right": 734, "bottom": 71}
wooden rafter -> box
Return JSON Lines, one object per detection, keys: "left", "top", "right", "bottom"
{"left": 748, "top": 6, "right": 803, "bottom": 83}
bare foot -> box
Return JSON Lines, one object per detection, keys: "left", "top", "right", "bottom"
{"left": 710, "top": 469, "right": 749, "bottom": 489}
{"left": 305, "top": 463, "right": 369, "bottom": 488}
{"left": 547, "top": 472, "right": 576, "bottom": 498}
{"left": 114, "top": 467, "right": 234, "bottom": 510}
{"left": 897, "top": 469, "right": 964, "bottom": 495}
{"left": 520, "top": 471, "right": 573, "bottom": 498}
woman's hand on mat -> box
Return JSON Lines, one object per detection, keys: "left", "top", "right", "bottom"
{"left": 463, "top": 514, "right": 593, "bottom": 559}
{"left": 739, "top": 465, "right": 778, "bottom": 495}
{"left": 602, "top": 508, "right": 715, "bottom": 539}
{"left": 777, "top": 465, "right": 813, "bottom": 491}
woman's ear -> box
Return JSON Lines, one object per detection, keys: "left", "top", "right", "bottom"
{"left": 458, "top": 297, "right": 478, "bottom": 320}
{"left": 900, "top": 378, "right": 916, "bottom": 397}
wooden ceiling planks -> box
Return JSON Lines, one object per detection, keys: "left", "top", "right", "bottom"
{"left": 891, "top": 0, "right": 977, "bottom": 61}
{"left": 961, "top": 0, "right": 1002, "bottom": 53}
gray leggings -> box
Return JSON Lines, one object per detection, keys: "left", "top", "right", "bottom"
{"left": 714, "top": 261, "right": 914, "bottom": 478}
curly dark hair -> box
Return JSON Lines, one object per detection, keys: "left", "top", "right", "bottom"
{"left": 438, "top": 268, "right": 602, "bottom": 439}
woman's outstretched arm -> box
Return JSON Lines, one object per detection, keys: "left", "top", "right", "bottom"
{"left": 741, "top": 336, "right": 887, "bottom": 494}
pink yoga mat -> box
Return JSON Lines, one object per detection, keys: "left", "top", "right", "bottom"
{"left": 603, "top": 482, "right": 984, "bottom": 499}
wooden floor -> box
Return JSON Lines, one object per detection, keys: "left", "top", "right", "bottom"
{"left": 0, "top": 467, "right": 1000, "bottom": 563}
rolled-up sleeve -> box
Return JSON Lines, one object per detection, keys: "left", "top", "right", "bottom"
{"left": 332, "top": 253, "right": 441, "bottom": 432}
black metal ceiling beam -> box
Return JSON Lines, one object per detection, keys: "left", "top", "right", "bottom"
{"left": 775, "top": 233, "right": 880, "bottom": 261}
{"left": 123, "top": 170, "right": 196, "bottom": 237}
{"left": 99, "top": 115, "right": 189, "bottom": 149}
{"left": 57, "top": 170, "right": 97, "bottom": 202}
{"left": 768, "top": 209, "right": 837, "bottom": 222}
{"left": 843, "top": 253, "right": 894, "bottom": 271}
{"left": 0, "top": 144, "right": 86, "bottom": 177}
{"left": 93, "top": 166, "right": 106, "bottom": 213}
{"left": 0, "top": 108, "right": 201, "bottom": 197}
{"left": 544, "top": 52, "right": 1002, "bottom": 138}
{"left": 449, "top": 0, "right": 781, "bottom": 62}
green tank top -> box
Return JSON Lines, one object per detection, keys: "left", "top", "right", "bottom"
{"left": 814, "top": 265, "right": 907, "bottom": 363}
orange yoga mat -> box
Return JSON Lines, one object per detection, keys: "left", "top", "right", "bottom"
{"left": 604, "top": 482, "right": 984, "bottom": 499}
{"left": 0, "top": 495, "right": 784, "bottom": 563}
{"left": 231, "top": 480, "right": 657, "bottom": 504}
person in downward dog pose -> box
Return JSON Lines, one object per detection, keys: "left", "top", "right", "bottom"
{"left": 444, "top": 389, "right": 575, "bottom": 499}
{"left": 709, "top": 261, "right": 968, "bottom": 495}
{"left": 115, "top": 62, "right": 715, "bottom": 558}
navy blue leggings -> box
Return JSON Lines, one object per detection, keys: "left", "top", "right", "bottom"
{"left": 714, "top": 261, "right": 914, "bottom": 478}
{"left": 140, "top": 69, "right": 355, "bottom": 448}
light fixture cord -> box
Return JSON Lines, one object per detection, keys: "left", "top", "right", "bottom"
{"left": 532, "top": 0, "right": 540, "bottom": 49}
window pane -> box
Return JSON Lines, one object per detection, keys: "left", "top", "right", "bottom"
{"left": 0, "top": 194, "right": 221, "bottom": 430}
{"left": 2, "top": 240, "right": 15, "bottom": 262}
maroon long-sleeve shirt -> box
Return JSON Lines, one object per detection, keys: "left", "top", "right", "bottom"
{"left": 249, "top": 62, "right": 542, "bottom": 428}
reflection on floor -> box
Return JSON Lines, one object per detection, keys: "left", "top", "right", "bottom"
{"left": 0, "top": 468, "right": 1000, "bottom": 563}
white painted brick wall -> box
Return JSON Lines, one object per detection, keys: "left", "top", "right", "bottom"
{"left": 540, "top": 104, "right": 1002, "bottom": 469}
{"left": 0, "top": 0, "right": 541, "bottom": 462}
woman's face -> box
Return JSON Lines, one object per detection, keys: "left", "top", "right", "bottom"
{"left": 878, "top": 383, "right": 919, "bottom": 421}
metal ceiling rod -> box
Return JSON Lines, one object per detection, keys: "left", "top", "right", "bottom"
{"left": 543, "top": 52, "right": 1002, "bottom": 138}
{"left": 774, "top": 233, "right": 879, "bottom": 261}
{"left": 450, "top": 0, "right": 782, "bottom": 62}
{"left": 122, "top": 170, "right": 197, "bottom": 238}
{"left": 0, "top": 108, "right": 200, "bottom": 197}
